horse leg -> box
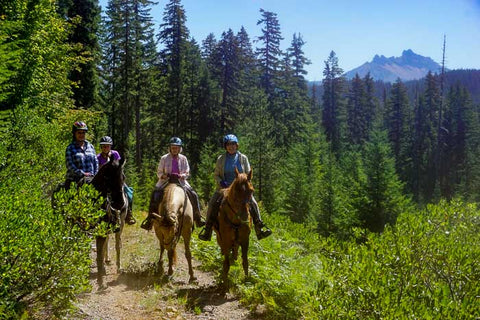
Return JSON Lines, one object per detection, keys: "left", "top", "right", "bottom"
{"left": 96, "top": 236, "right": 107, "bottom": 288}
{"left": 167, "top": 247, "right": 175, "bottom": 277}
{"left": 222, "top": 252, "right": 230, "bottom": 287}
{"left": 183, "top": 234, "right": 196, "bottom": 283}
{"left": 104, "top": 235, "right": 111, "bottom": 264}
{"left": 241, "top": 241, "right": 249, "bottom": 278}
{"left": 115, "top": 228, "right": 122, "bottom": 272}
{"left": 157, "top": 245, "right": 164, "bottom": 275}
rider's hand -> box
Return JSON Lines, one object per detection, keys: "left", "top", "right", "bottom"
{"left": 84, "top": 172, "right": 93, "bottom": 177}
{"left": 220, "top": 180, "right": 229, "bottom": 188}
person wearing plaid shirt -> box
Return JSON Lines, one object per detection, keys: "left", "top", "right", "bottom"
{"left": 65, "top": 121, "right": 98, "bottom": 187}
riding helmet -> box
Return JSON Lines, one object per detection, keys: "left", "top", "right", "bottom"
{"left": 169, "top": 137, "right": 183, "bottom": 146}
{"left": 72, "top": 121, "right": 88, "bottom": 133}
{"left": 99, "top": 136, "right": 113, "bottom": 145}
{"left": 223, "top": 134, "right": 238, "bottom": 147}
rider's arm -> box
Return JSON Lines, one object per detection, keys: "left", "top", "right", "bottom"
{"left": 213, "top": 154, "right": 224, "bottom": 188}
{"left": 180, "top": 155, "right": 190, "bottom": 180}
{"left": 240, "top": 153, "right": 251, "bottom": 174}
{"left": 65, "top": 144, "right": 84, "bottom": 178}
{"left": 91, "top": 144, "right": 99, "bottom": 175}
{"left": 157, "top": 155, "right": 168, "bottom": 180}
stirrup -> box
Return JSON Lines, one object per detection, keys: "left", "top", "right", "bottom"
{"left": 126, "top": 215, "right": 136, "bottom": 225}
{"left": 255, "top": 225, "right": 272, "bottom": 240}
{"left": 196, "top": 218, "right": 206, "bottom": 228}
{"left": 198, "top": 227, "right": 212, "bottom": 241}
{"left": 140, "top": 217, "right": 153, "bottom": 231}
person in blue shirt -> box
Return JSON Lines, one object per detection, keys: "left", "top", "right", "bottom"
{"left": 65, "top": 121, "right": 98, "bottom": 189}
{"left": 199, "top": 134, "right": 272, "bottom": 241}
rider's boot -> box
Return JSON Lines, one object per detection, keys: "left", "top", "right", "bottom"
{"left": 198, "top": 193, "right": 222, "bottom": 241}
{"left": 250, "top": 201, "right": 272, "bottom": 240}
{"left": 186, "top": 187, "right": 205, "bottom": 228}
{"left": 198, "top": 220, "right": 213, "bottom": 241}
{"left": 125, "top": 205, "right": 136, "bottom": 225}
{"left": 141, "top": 188, "right": 162, "bottom": 231}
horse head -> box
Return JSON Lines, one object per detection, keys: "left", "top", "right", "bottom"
{"left": 160, "top": 184, "right": 182, "bottom": 226}
{"left": 92, "top": 154, "right": 126, "bottom": 210}
{"left": 230, "top": 167, "right": 254, "bottom": 204}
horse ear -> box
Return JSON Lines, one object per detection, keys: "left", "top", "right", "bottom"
{"left": 247, "top": 168, "right": 253, "bottom": 181}
{"left": 235, "top": 166, "right": 240, "bottom": 177}
{"left": 119, "top": 156, "right": 126, "bottom": 166}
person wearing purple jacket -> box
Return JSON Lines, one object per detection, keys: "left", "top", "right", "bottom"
{"left": 97, "top": 136, "right": 136, "bottom": 225}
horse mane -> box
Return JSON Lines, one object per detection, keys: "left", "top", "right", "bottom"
{"left": 225, "top": 168, "right": 253, "bottom": 204}
{"left": 91, "top": 154, "right": 126, "bottom": 210}
{"left": 160, "top": 184, "right": 176, "bottom": 213}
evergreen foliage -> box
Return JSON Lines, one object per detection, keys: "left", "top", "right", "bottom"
{"left": 2, "top": 0, "right": 480, "bottom": 316}
{"left": 360, "top": 129, "right": 409, "bottom": 232}
{"left": 256, "top": 9, "right": 283, "bottom": 99}
{"left": 57, "top": 0, "right": 101, "bottom": 109}
{"left": 384, "top": 78, "right": 411, "bottom": 183}
{"left": 321, "top": 51, "right": 346, "bottom": 154}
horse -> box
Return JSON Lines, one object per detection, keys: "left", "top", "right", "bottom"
{"left": 152, "top": 182, "right": 196, "bottom": 283}
{"left": 214, "top": 167, "right": 253, "bottom": 286}
{"left": 90, "top": 156, "right": 127, "bottom": 288}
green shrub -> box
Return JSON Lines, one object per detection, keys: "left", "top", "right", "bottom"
{"left": 192, "top": 201, "right": 480, "bottom": 319}
{"left": 0, "top": 108, "right": 104, "bottom": 317}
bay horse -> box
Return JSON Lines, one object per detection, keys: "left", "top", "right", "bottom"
{"left": 214, "top": 167, "right": 253, "bottom": 286}
{"left": 90, "top": 155, "right": 127, "bottom": 288}
{"left": 152, "top": 182, "right": 196, "bottom": 283}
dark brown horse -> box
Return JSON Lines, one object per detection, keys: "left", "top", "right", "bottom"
{"left": 152, "top": 182, "right": 196, "bottom": 283}
{"left": 90, "top": 156, "right": 127, "bottom": 289}
{"left": 214, "top": 167, "right": 253, "bottom": 286}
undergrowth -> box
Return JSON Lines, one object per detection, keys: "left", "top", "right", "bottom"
{"left": 192, "top": 200, "right": 480, "bottom": 319}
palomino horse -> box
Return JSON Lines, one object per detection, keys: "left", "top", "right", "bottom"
{"left": 90, "top": 156, "right": 127, "bottom": 288}
{"left": 214, "top": 167, "right": 253, "bottom": 286}
{"left": 152, "top": 182, "right": 196, "bottom": 283}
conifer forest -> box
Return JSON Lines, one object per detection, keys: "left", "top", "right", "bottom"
{"left": 1, "top": 0, "right": 479, "bottom": 318}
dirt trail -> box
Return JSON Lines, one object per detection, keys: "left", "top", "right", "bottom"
{"left": 67, "top": 219, "right": 256, "bottom": 320}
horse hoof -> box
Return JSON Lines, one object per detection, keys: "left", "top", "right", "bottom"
{"left": 105, "top": 259, "right": 111, "bottom": 265}
{"left": 97, "top": 283, "right": 108, "bottom": 291}
{"left": 97, "top": 267, "right": 106, "bottom": 276}
{"left": 188, "top": 276, "right": 197, "bottom": 283}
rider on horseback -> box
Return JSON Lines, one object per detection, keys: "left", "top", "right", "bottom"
{"left": 65, "top": 121, "right": 98, "bottom": 188}
{"left": 97, "top": 136, "right": 136, "bottom": 225}
{"left": 199, "top": 134, "right": 272, "bottom": 241}
{"left": 141, "top": 137, "right": 205, "bottom": 231}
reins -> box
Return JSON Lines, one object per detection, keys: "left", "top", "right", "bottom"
{"left": 223, "top": 197, "right": 250, "bottom": 241}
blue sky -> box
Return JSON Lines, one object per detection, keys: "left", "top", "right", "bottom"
{"left": 99, "top": 0, "right": 480, "bottom": 80}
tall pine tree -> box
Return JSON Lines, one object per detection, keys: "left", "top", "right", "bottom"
{"left": 321, "top": 51, "right": 345, "bottom": 154}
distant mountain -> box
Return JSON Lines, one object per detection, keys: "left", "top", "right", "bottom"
{"left": 345, "top": 49, "right": 443, "bottom": 83}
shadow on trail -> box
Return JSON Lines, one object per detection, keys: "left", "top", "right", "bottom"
{"left": 89, "top": 261, "right": 175, "bottom": 291}
{"left": 176, "top": 285, "right": 262, "bottom": 320}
